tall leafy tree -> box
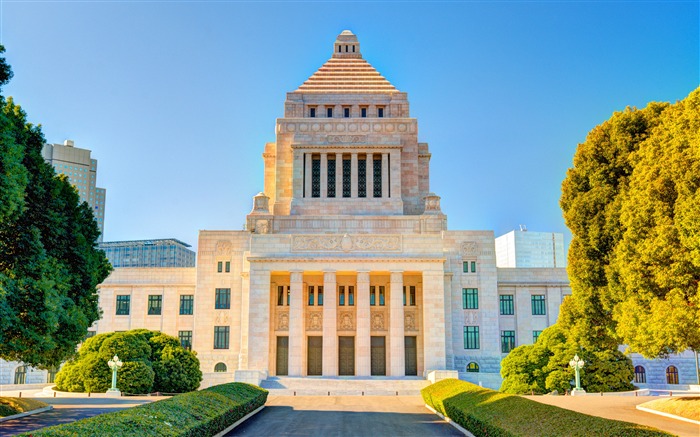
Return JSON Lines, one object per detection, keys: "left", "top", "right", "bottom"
{"left": 0, "top": 45, "right": 112, "bottom": 367}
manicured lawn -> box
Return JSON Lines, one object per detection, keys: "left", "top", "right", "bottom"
{"left": 639, "top": 397, "right": 700, "bottom": 421}
{"left": 0, "top": 397, "right": 49, "bottom": 417}
{"left": 422, "top": 379, "right": 672, "bottom": 436}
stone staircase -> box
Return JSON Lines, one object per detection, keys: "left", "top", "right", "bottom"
{"left": 260, "top": 376, "right": 430, "bottom": 396}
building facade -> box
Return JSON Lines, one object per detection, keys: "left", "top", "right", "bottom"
{"left": 42, "top": 140, "right": 106, "bottom": 241}
{"left": 99, "top": 239, "right": 196, "bottom": 268}
{"left": 495, "top": 229, "right": 567, "bottom": 268}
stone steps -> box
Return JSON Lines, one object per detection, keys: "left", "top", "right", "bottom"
{"left": 260, "top": 376, "right": 429, "bottom": 396}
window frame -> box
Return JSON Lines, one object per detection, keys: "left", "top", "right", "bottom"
{"left": 178, "top": 330, "right": 193, "bottom": 351}
{"left": 466, "top": 362, "right": 480, "bottom": 373}
{"left": 462, "top": 288, "right": 478, "bottom": 310}
{"left": 499, "top": 295, "right": 514, "bottom": 316}
{"left": 501, "top": 330, "right": 516, "bottom": 353}
{"left": 215, "top": 288, "right": 231, "bottom": 310}
{"left": 180, "top": 294, "right": 194, "bottom": 315}
{"left": 116, "top": 295, "right": 131, "bottom": 315}
{"left": 463, "top": 326, "right": 480, "bottom": 349}
{"left": 531, "top": 295, "right": 546, "bottom": 316}
{"left": 634, "top": 365, "right": 646, "bottom": 384}
{"left": 214, "top": 326, "right": 230, "bottom": 349}
{"left": 147, "top": 294, "right": 162, "bottom": 315}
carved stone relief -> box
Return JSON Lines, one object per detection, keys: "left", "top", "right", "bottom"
{"left": 307, "top": 312, "right": 323, "bottom": 331}
{"left": 404, "top": 312, "right": 418, "bottom": 332}
{"left": 370, "top": 311, "right": 386, "bottom": 331}
{"left": 292, "top": 234, "right": 401, "bottom": 252}
{"left": 464, "top": 311, "right": 478, "bottom": 324}
{"left": 327, "top": 135, "right": 367, "bottom": 143}
{"left": 338, "top": 312, "right": 355, "bottom": 331}
{"left": 461, "top": 241, "right": 479, "bottom": 256}
{"left": 277, "top": 312, "right": 289, "bottom": 331}
{"left": 255, "top": 220, "right": 269, "bottom": 234}
{"left": 216, "top": 240, "right": 232, "bottom": 255}
{"left": 215, "top": 311, "right": 230, "bottom": 324}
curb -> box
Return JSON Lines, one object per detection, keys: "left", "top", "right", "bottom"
{"left": 636, "top": 405, "right": 700, "bottom": 426}
{"left": 0, "top": 406, "right": 54, "bottom": 423}
{"left": 424, "top": 404, "right": 473, "bottom": 437}
{"left": 213, "top": 405, "right": 265, "bottom": 437}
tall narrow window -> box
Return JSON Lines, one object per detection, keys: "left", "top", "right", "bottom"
{"left": 309, "top": 107, "right": 316, "bottom": 118}
{"left": 277, "top": 286, "right": 285, "bottom": 306}
{"left": 462, "top": 288, "right": 478, "bottom": 309}
{"left": 634, "top": 366, "right": 646, "bottom": 383}
{"left": 409, "top": 286, "right": 416, "bottom": 306}
{"left": 361, "top": 107, "right": 367, "bottom": 118}
{"left": 308, "top": 286, "right": 315, "bottom": 306}
{"left": 464, "top": 326, "right": 480, "bottom": 349}
{"left": 342, "top": 158, "right": 351, "bottom": 198}
{"left": 358, "top": 157, "right": 366, "bottom": 198}
{"left": 318, "top": 286, "right": 324, "bottom": 306}
{"left": 327, "top": 157, "right": 336, "bottom": 198}
{"left": 225, "top": 261, "right": 230, "bottom": 273}
{"left": 531, "top": 295, "right": 546, "bottom": 315}
{"left": 377, "top": 107, "right": 384, "bottom": 117}
{"left": 471, "top": 261, "right": 477, "bottom": 272}
{"left": 348, "top": 286, "right": 355, "bottom": 306}
{"left": 180, "top": 295, "right": 194, "bottom": 315}
{"left": 403, "top": 286, "right": 407, "bottom": 306}
{"left": 501, "top": 330, "right": 516, "bottom": 353}
{"left": 214, "top": 326, "right": 230, "bottom": 349}
{"left": 116, "top": 295, "right": 130, "bottom": 315}
{"left": 370, "top": 286, "right": 376, "bottom": 305}
{"left": 217, "top": 261, "right": 223, "bottom": 273}
{"left": 379, "top": 286, "right": 385, "bottom": 306}
{"left": 500, "top": 295, "right": 514, "bottom": 315}
{"left": 327, "top": 107, "right": 333, "bottom": 118}
{"left": 373, "top": 158, "right": 382, "bottom": 197}
{"left": 311, "top": 156, "right": 321, "bottom": 198}
{"left": 344, "top": 107, "right": 350, "bottom": 118}
{"left": 666, "top": 366, "right": 679, "bottom": 384}
{"left": 339, "top": 286, "right": 346, "bottom": 306}
{"left": 215, "top": 288, "right": 231, "bottom": 309}
{"left": 148, "top": 295, "right": 162, "bottom": 315}
{"left": 178, "top": 330, "right": 192, "bottom": 350}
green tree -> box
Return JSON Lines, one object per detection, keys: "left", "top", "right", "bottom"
{"left": 0, "top": 45, "right": 112, "bottom": 367}
{"left": 54, "top": 330, "right": 201, "bottom": 394}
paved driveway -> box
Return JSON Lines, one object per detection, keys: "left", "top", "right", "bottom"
{"left": 227, "top": 395, "right": 461, "bottom": 437}
{"left": 0, "top": 397, "right": 157, "bottom": 436}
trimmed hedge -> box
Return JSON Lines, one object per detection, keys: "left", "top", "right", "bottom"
{"left": 0, "top": 397, "right": 49, "bottom": 417}
{"left": 422, "top": 379, "right": 671, "bottom": 437}
{"left": 21, "top": 383, "right": 267, "bottom": 436}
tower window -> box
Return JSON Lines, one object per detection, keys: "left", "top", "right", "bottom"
{"left": 352, "top": 45, "right": 355, "bottom": 53}
{"left": 327, "top": 107, "right": 333, "bottom": 118}
{"left": 327, "top": 157, "right": 336, "bottom": 198}
{"left": 309, "top": 107, "right": 316, "bottom": 118}
{"left": 344, "top": 107, "right": 350, "bottom": 118}
{"left": 361, "top": 107, "right": 367, "bottom": 118}
{"left": 342, "top": 158, "right": 351, "bottom": 197}
{"left": 373, "top": 158, "right": 382, "bottom": 197}
{"left": 311, "top": 156, "right": 321, "bottom": 198}
{"left": 358, "top": 157, "right": 366, "bottom": 198}
{"left": 377, "top": 107, "right": 384, "bottom": 118}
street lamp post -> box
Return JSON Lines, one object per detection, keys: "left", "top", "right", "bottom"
{"left": 569, "top": 354, "right": 586, "bottom": 396}
{"left": 106, "top": 355, "right": 123, "bottom": 397}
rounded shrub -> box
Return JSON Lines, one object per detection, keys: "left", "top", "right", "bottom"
{"left": 117, "top": 361, "right": 155, "bottom": 394}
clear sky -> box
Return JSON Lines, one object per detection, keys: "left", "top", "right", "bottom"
{"left": 2, "top": 1, "right": 698, "bottom": 250}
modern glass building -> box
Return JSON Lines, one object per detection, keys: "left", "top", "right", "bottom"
{"left": 99, "top": 238, "right": 196, "bottom": 267}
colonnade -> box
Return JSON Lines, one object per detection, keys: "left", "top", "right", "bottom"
{"left": 302, "top": 152, "right": 391, "bottom": 199}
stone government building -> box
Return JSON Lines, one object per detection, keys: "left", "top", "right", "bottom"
{"left": 2, "top": 31, "right": 694, "bottom": 390}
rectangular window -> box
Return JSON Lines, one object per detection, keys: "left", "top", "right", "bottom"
{"left": 403, "top": 286, "right": 406, "bottom": 306}
{"left": 405, "top": 286, "right": 415, "bottom": 306}
{"left": 214, "top": 326, "right": 230, "bottom": 349}
{"left": 328, "top": 157, "right": 336, "bottom": 198}
{"left": 533, "top": 330, "right": 543, "bottom": 343}
{"left": 180, "top": 295, "right": 194, "bottom": 315}
{"left": 463, "top": 262, "right": 468, "bottom": 273}
{"left": 464, "top": 326, "right": 480, "bottom": 349}
{"left": 361, "top": 107, "right": 367, "bottom": 118}
{"left": 277, "top": 286, "right": 285, "bottom": 306}
{"left": 370, "top": 286, "right": 376, "bottom": 306}
{"left": 309, "top": 107, "right": 316, "bottom": 118}
{"left": 215, "top": 288, "right": 231, "bottom": 309}
{"left": 348, "top": 286, "right": 355, "bottom": 306}
{"left": 225, "top": 261, "right": 230, "bottom": 273}
{"left": 500, "top": 295, "right": 514, "bottom": 315}
{"left": 339, "top": 285, "right": 345, "bottom": 306}
{"left": 217, "top": 261, "right": 223, "bottom": 273}
{"left": 532, "top": 295, "right": 546, "bottom": 315}
{"left": 358, "top": 158, "right": 366, "bottom": 198}
{"left": 148, "top": 295, "right": 162, "bottom": 315}
{"left": 308, "top": 286, "right": 315, "bottom": 306}
{"left": 377, "top": 107, "right": 384, "bottom": 117}
{"left": 344, "top": 107, "right": 350, "bottom": 118}
{"left": 342, "top": 158, "right": 351, "bottom": 198}
{"left": 116, "top": 295, "right": 130, "bottom": 315}
{"left": 501, "top": 330, "right": 516, "bottom": 353}
{"left": 179, "top": 330, "right": 192, "bottom": 350}
{"left": 379, "top": 286, "right": 385, "bottom": 306}
{"left": 311, "top": 156, "right": 321, "bottom": 198}
{"left": 471, "top": 261, "right": 477, "bottom": 273}
{"left": 373, "top": 158, "right": 382, "bottom": 197}
{"left": 327, "top": 107, "right": 333, "bottom": 118}
{"left": 318, "top": 286, "right": 324, "bottom": 306}
{"left": 462, "top": 288, "right": 478, "bottom": 309}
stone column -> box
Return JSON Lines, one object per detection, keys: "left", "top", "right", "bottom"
{"left": 241, "top": 267, "right": 271, "bottom": 374}
{"left": 351, "top": 153, "right": 358, "bottom": 198}
{"left": 366, "top": 153, "right": 374, "bottom": 199}
{"left": 422, "top": 270, "right": 447, "bottom": 372}
{"left": 335, "top": 153, "right": 343, "bottom": 199}
{"left": 389, "top": 271, "right": 405, "bottom": 376}
{"left": 381, "top": 153, "right": 389, "bottom": 198}
{"left": 289, "top": 271, "right": 304, "bottom": 376}
{"left": 320, "top": 153, "right": 328, "bottom": 198}
{"left": 304, "top": 153, "right": 312, "bottom": 199}
{"left": 389, "top": 149, "right": 401, "bottom": 200}
{"left": 323, "top": 271, "right": 338, "bottom": 376}
{"left": 356, "top": 271, "right": 371, "bottom": 376}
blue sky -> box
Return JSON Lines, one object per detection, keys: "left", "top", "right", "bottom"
{"left": 2, "top": 1, "right": 698, "bottom": 250}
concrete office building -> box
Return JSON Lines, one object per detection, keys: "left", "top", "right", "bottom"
{"left": 495, "top": 229, "right": 566, "bottom": 268}
{"left": 42, "top": 140, "right": 106, "bottom": 242}
{"left": 99, "top": 239, "right": 196, "bottom": 268}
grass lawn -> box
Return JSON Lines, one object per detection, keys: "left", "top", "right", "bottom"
{"left": 639, "top": 397, "right": 700, "bottom": 421}
{"left": 0, "top": 397, "right": 49, "bottom": 417}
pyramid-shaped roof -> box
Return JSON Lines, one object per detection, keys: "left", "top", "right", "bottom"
{"left": 294, "top": 30, "right": 399, "bottom": 94}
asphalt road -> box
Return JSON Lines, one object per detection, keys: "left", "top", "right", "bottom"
{"left": 0, "top": 397, "right": 156, "bottom": 436}
{"left": 227, "top": 395, "right": 462, "bottom": 437}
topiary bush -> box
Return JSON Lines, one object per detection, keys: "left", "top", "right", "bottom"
{"left": 54, "top": 329, "right": 201, "bottom": 394}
